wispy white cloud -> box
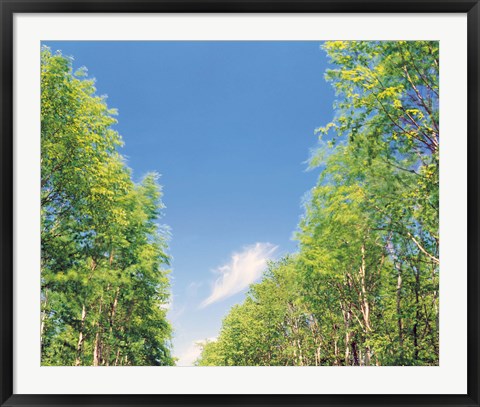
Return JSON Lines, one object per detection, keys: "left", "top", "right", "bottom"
{"left": 200, "top": 242, "right": 278, "bottom": 308}
{"left": 176, "top": 337, "right": 217, "bottom": 366}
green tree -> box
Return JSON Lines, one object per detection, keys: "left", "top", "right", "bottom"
{"left": 197, "top": 40, "right": 439, "bottom": 367}
{"left": 41, "top": 47, "right": 174, "bottom": 366}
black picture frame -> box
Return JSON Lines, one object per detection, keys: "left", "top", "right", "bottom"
{"left": 1, "top": 1, "right": 479, "bottom": 406}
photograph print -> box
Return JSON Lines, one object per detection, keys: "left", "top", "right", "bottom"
{"left": 40, "top": 40, "right": 439, "bottom": 367}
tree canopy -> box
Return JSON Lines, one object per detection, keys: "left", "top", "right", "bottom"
{"left": 41, "top": 47, "right": 174, "bottom": 366}
{"left": 41, "top": 41, "right": 439, "bottom": 367}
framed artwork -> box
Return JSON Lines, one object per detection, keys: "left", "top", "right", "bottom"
{"left": 1, "top": 1, "right": 479, "bottom": 406}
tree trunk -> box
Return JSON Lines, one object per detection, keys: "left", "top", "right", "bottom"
{"left": 40, "top": 289, "right": 49, "bottom": 345}
{"left": 93, "top": 329, "right": 102, "bottom": 366}
{"left": 342, "top": 306, "right": 352, "bottom": 366}
{"left": 74, "top": 304, "right": 87, "bottom": 366}
{"left": 114, "top": 347, "right": 121, "bottom": 366}
{"left": 75, "top": 258, "right": 97, "bottom": 366}
{"left": 93, "top": 297, "right": 104, "bottom": 366}
{"left": 396, "top": 263, "right": 404, "bottom": 361}
{"left": 413, "top": 267, "right": 420, "bottom": 361}
{"left": 104, "top": 286, "right": 120, "bottom": 366}
{"left": 359, "top": 243, "right": 372, "bottom": 366}
{"left": 334, "top": 338, "right": 339, "bottom": 365}
{"left": 351, "top": 341, "right": 359, "bottom": 366}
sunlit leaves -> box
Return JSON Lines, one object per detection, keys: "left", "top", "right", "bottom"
{"left": 197, "top": 41, "right": 439, "bottom": 367}
{"left": 41, "top": 47, "right": 174, "bottom": 366}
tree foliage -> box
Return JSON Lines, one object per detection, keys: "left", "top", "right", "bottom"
{"left": 197, "top": 41, "right": 439, "bottom": 366}
{"left": 41, "top": 47, "right": 174, "bottom": 366}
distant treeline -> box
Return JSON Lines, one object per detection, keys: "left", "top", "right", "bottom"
{"left": 197, "top": 41, "right": 439, "bottom": 366}
{"left": 41, "top": 48, "right": 174, "bottom": 366}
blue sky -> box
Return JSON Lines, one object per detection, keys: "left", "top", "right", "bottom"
{"left": 43, "top": 41, "right": 335, "bottom": 365}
